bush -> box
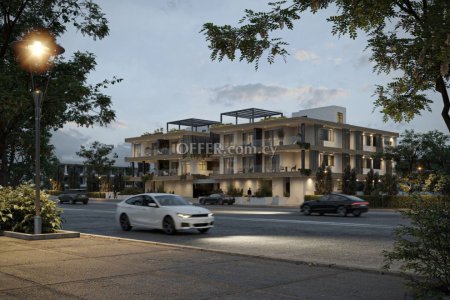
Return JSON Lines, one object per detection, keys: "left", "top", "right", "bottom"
{"left": 227, "top": 185, "right": 243, "bottom": 197}
{"left": 0, "top": 184, "right": 63, "bottom": 234}
{"left": 383, "top": 199, "right": 450, "bottom": 298}
{"left": 121, "top": 187, "right": 144, "bottom": 195}
{"left": 87, "top": 192, "right": 106, "bottom": 198}
{"left": 45, "top": 190, "right": 62, "bottom": 196}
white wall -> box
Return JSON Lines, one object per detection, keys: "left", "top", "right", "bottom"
{"left": 292, "top": 106, "right": 346, "bottom": 123}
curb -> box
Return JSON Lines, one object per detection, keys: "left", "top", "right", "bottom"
{"left": 80, "top": 233, "right": 403, "bottom": 277}
{"left": 1, "top": 230, "right": 80, "bottom": 240}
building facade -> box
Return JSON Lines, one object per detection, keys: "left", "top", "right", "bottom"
{"left": 125, "top": 106, "right": 398, "bottom": 205}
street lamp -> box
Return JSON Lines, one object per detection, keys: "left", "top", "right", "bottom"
{"left": 12, "top": 30, "right": 64, "bottom": 234}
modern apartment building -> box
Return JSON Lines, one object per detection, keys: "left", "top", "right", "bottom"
{"left": 124, "top": 106, "right": 398, "bottom": 205}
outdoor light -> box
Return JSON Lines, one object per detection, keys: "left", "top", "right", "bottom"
{"left": 12, "top": 29, "right": 64, "bottom": 234}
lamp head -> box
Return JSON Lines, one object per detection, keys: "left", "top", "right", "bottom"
{"left": 12, "top": 29, "right": 64, "bottom": 73}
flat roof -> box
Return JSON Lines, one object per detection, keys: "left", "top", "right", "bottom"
{"left": 220, "top": 108, "right": 283, "bottom": 123}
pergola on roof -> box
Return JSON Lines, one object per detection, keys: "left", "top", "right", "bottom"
{"left": 220, "top": 108, "right": 283, "bottom": 124}
{"left": 166, "top": 118, "right": 221, "bottom": 132}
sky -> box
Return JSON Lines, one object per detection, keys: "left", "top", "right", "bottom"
{"left": 51, "top": 0, "right": 447, "bottom": 166}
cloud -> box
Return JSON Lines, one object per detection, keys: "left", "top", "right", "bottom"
{"left": 210, "top": 83, "right": 348, "bottom": 108}
{"left": 109, "top": 120, "right": 128, "bottom": 129}
{"left": 353, "top": 54, "right": 371, "bottom": 68}
{"left": 51, "top": 128, "right": 130, "bottom": 167}
{"left": 294, "top": 50, "right": 320, "bottom": 63}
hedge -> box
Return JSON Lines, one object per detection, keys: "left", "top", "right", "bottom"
{"left": 88, "top": 192, "right": 106, "bottom": 198}
{"left": 304, "top": 194, "right": 450, "bottom": 209}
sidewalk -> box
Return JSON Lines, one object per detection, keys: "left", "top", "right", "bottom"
{"left": 0, "top": 235, "right": 407, "bottom": 299}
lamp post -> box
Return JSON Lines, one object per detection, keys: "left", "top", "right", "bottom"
{"left": 12, "top": 30, "right": 64, "bottom": 234}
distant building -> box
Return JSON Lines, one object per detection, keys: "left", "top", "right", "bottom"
{"left": 124, "top": 106, "right": 398, "bottom": 204}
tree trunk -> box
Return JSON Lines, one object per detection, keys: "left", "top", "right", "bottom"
{"left": 436, "top": 76, "right": 450, "bottom": 133}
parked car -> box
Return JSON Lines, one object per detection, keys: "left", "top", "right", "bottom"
{"left": 116, "top": 193, "right": 214, "bottom": 235}
{"left": 199, "top": 193, "right": 235, "bottom": 205}
{"left": 300, "top": 193, "right": 369, "bottom": 217}
{"left": 58, "top": 189, "right": 89, "bottom": 204}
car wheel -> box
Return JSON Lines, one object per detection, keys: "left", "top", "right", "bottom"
{"left": 219, "top": 200, "right": 224, "bottom": 205}
{"left": 70, "top": 198, "right": 75, "bottom": 205}
{"left": 162, "top": 217, "right": 177, "bottom": 235}
{"left": 198, "top": 228, "right": 210, "bottom": 234}
{"left": 319, "top": 213, "right": 324, "bottom": 216}
{"left": 303, "top": 205, "right": 311, "bottom": 215}
{"left": 119, "top": 214, "right": 132, "bottom": 231}
{"left": 337, "top": 206, "right": 347, "bottom": 217}
{"left": 83, "top": 200, "right": 88, "bottom": 205}
{"left": 352, "top": 210, "right": 361, "bottom": 217}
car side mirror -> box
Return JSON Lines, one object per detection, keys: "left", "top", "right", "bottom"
{"left": 148, "top": 203, "right": 157, "bottom": 208}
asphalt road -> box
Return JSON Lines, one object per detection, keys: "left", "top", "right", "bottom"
{"left": 60, "top": 200, "right": 409, "bottom": 271}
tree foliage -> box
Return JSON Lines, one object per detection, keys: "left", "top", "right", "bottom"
{"left": 315, "top": 163, "right": 332, "bottom": 194}
{"left": 76, "top": 141, "right": 118, "bottom": 176}
{"left": 202, "top": 0, "right": 450, "bottom": 132}
{"left": 383, "top": 130, "right": 450, "bottom": 176}
{"left": 383, "top": 199, "right": 450, "bottom": 298}
{"left": 0, "top": 1, "right": 120, "bottom": 186}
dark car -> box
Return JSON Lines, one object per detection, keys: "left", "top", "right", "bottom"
{"left": 300, "top": 193, "right": 369, "bottom": 217}
{"left": 58, "top": 189, "right": 89, "bottom": 204}
{"left": 199, "top": 193, "right": 235, "bottom": 205}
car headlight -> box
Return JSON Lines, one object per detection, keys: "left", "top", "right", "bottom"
{"left": 208, "top": 212, "right": 214, "bottom": 217}
{"left": 176, "top": 213, "right": 191, "bottom": 219}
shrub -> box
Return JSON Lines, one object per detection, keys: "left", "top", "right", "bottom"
{"left": 121, "top": 187, "right": 144, "bottom": 195}
{"left": 383, "top": 199, "right": 450, "bottom": 298}
{"left": 87, "top": 192, "right": 106, "bottom": 198}
{"left": 0, "top": 184, "right": 63, "bottom": 234}
{"left": 227, "top": 185, "right": 243, "bottom": 197}
{"left": 255, "top": 181, "right": 272, "bottom": 197}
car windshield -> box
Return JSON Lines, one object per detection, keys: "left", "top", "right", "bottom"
{"left": 154, "top": 195, "right": 190, "bottom": 206}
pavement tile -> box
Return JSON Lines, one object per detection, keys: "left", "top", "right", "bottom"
{"left": 50, "top": 271, "right": 244, "bottom": 300}
{"left": 52, "top": 241, "right": 171, "bottom": 258}
{"left": 0, "top": 272, "right": 36, "bottom": 291}
{"left": 0, "top": 285, "right": 81, "bottom": 300}
{"left": 0, "top": 257, "right": 144, "bottom": 285}
{"left": 96, "top": 248, "right": 246, "bottom": 272}
{"left": 0, "top": 239, "right": 35, "bottom": 253}
{"left": 168, "top": 258, "right": 343, "bottom": 290}
{"left": 25, "top": 236, "right": 115, "bottom": 249}
{"left": 0, "top": 248, "right": 80, "bottom": 267}
{"left": 262, "top": 270, "right": 406, "bottom": 300}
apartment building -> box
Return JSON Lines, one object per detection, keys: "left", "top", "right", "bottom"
{"left": 124, "top": 106, "right": 398, "bottom": 205}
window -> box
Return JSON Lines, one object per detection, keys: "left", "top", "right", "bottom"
{"left": 264, "top": 130, "right": 276, "bottom": 146}
{"left": 199, "top": 161, "right": 207, "bottom": 171}
{"left": 243, "top": 156, "right": 255, "bottom": 173}
{"left": 224, "top": 157, "right": 234, "bottom": 174}
{"left": 373, "top": 158, "right": 381, "bottom": 170}
{"left": 264, "top": 155, "right": 280, "bottom": 172}
{"left": 365, "top": 135, "right": 372, "bottom": 146}
{"left": 155, "top": 195, "right": 190, "bottom": 206}
{"left": 133, "top": 143, "right": 141, "bottom": 157}
{"left": 126, "top": 196, "right": 143, "bottom": 206}
{"left": 320, "top": 129, "right": 334, "bottom": 142}
{"left": 143, "top": 196, "right": 156, "bottom": 206}
{"left": 365, "top": 158, "right": 372, "bottom": 169}
{"left": 242, "top": 132, "right": 253, "bottom": 146}
{"left": 321, "top": 154, "right": 334, "bottom": 167}
{"left": 337, "top": 112, "right": 344, "bottom": 123}
{"left": 224, "top": 134, "right": 234, "bottom": 146}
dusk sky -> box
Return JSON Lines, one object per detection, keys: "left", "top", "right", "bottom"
{"left": 51, "top": 0, "right": 447, "bottom": 165}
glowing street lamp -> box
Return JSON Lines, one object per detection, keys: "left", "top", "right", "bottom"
{"left": 12, "top": 29, "right": 64, "bottom": 234}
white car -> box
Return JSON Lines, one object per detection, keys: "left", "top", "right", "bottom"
{"left": 116, "top": 193, "right": 214, "bottom": 235}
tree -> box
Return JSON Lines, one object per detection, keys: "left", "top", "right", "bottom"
{"left": 324, "top": 166, "right": 333, "bottom": 194}
{"left": 382, "top": 130, "right": 450, "bottom": 176}
{"left": 383, "top": 199, "right": 450, "bottom": 298}
{"left": 341, "top": 165, "right": 352, "bottom": 194}
{"left": 0, "top": 1, "right": 120, "bottom": 186}
{"left": 77, "top": 141, "right": 118, "bottom": 192}
{"left": 314, "top": 163, "right": 326, "bottom": 194}
{"left": 77, "top": 141, "right": 118, "bottom": 176}
{"left": 425, "top": 173, "right": 450, "bottom": 194}
{"left": 364, "top": 169, "right": 375, "bottom": 195}
{"left": 315, "top": 163, "right": 332, "bottom": 194}
{"left": 379, "top": 173, "right": 399, "bottom": 195}
{"left": 202, "top": 1, "right": 450, "bottom": 132}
